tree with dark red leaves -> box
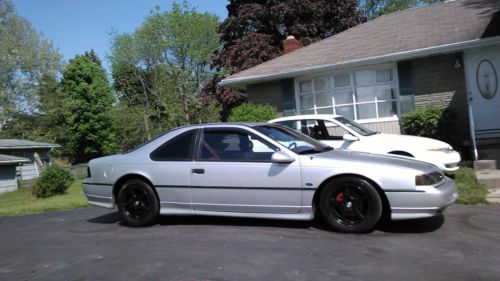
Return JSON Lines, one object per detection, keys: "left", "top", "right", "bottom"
{"left": 203, "top": 0, "right": 360, "bottom": 120}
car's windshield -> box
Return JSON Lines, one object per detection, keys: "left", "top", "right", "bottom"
{"left": 334, "top": 117, "right": 377, "bottom": 136}
{"left": 253, "top": 124, "right": 332, "bottom": 155}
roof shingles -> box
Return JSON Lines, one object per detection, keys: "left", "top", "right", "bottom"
{"left": 0, "top": 154, "right": 29, "bottom": 165}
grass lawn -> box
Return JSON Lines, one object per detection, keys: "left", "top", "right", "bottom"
{"left": 450, "top": 167, "right": 489, "bottom": 205}
{"left": 0, "top": 179, "right": 88, "bottom": 217}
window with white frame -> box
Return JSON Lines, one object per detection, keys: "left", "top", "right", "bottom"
{"left": 297, "top": 67, "right": 398, "bottom": 120}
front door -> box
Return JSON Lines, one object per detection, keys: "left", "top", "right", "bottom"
{"left": 464, "top": 48, "right": 500, "bottom": 139}
{"left": 190, "top": 128, "right": 302, "bottom": 214}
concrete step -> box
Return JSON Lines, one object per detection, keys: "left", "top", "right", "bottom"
{"left": 467, "top": 137, "right": 500, "bottom": 170}
{"left": 476, "top": 169, "right": 500, "bottom": 204}
{"left": 477, "top": 140, "right": 500, "bottom": 161}
{"left": 476, "top": 170, "right": 500, "bottom": 189}
{"left": 474, "top": 160, "right": 498, "bottom": 171}
{"left": 487, "top": 189, "right": 500, "bottom": 204}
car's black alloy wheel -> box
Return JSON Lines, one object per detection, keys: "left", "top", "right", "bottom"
{"left": 319, "top": 177, "right": 382, "bottom": 233}
{"left": 117, "top": 179, "right": 159, "bottom": 227}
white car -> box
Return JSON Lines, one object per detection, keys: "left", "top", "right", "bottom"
{"left": 269, "top": 115, "right": 461, "bottom": 172}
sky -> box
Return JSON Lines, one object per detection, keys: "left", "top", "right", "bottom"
{"left": 13, "top": 0, "right": 229, "bottom": 70}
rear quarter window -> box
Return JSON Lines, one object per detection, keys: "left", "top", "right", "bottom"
{"left": 150, "top": 129, "right": 197, "bottom": 161}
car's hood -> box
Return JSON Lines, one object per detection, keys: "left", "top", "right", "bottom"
{"left": 309, "top": 149, "right": 438, "bottom": 172}
{"left": 364, "top": 133, "right": 452, "bottom": 150}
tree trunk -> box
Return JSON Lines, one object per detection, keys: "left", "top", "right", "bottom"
{"left": 143, "top": 110, "right": 151, "bottom": 140}
{"left": 184, "top": 97, "right": 190, "bottom": 124}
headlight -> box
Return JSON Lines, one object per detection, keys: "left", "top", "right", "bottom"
{"left": 415, "top": 171, "right": 444, "bottom": 186}
{"left": 427, "top": 147, "right": 454, "bottom": 153}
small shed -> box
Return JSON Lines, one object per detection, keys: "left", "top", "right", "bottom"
{"left": 0, "top": 139, "right": 60, "bottom": 180}
{"left": 0, "top": 154, "right": 29, "bottom": 194}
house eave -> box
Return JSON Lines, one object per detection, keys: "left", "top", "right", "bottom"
{"left": 0, "top": 159, "right": 29, "bottom": 166}
{"left": 220, "top": 36, "right": 500, "bottom": 87}
{"left": 0, "top": 145, "right": 61, "bottom": 150}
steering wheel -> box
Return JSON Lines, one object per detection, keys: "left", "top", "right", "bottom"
{"left": 288, "top": 142, "right": 297, "bottom": 149}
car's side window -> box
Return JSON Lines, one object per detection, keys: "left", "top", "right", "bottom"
{"left": 150, "top": 129, "right": 197, "bottom": 161}
{"left": 199, "top": 129, "right": 278, "bottom": 162}
{"left": 304, "top": 120, "right": 321, "bottom": 139}
{"left": 322, "top": 120, "right": 350, "bottom": 140}
{"left": 288, "top": 120, "right": 348, "bottom": 140}
{"left": 276, "top": 120, "right": 301, "bottom": 131}
{"left": 276, "top": 120, "right": 309, "bottom": 135}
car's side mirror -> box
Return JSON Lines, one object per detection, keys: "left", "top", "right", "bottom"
{"left": 343, "top": 134, "right": 359, "bottom": 141}
{"left": 271, "top": 151, "right": 295, "bottom": 163}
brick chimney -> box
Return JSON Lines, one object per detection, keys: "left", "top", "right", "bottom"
{"left": 283, "top": 36, "right": 302, "bottom": 54}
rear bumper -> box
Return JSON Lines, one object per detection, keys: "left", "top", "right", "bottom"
{"left": 387, "top": 177, "right": 458, "bottom": 220}
{"left": 82, "top": 180, "right": 114, "bottom": 209}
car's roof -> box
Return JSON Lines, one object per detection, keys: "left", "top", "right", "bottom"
{"left": 124, "top": 122, "right": 282, "bottom": 154}
{"left": 269, "top": 114, "right": 341, "bottom": 122}
{"left": 172, "top": 122, "right": 276, "bottom": 131}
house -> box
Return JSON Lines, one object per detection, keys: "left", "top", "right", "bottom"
{"left": 0, "top": 154, "right": 29, "bottom": 193}
{"left": 220, "top": 0, "right": 500, "bottom": 163}
{"left": 0, "top": 139, "right": 60, "bottom": 180}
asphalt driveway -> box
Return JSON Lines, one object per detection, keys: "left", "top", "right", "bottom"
{"left": 1, "top": 204, "right": 499, "bottom": 281}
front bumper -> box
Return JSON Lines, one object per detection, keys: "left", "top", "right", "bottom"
{"left": 424, "top": 150, "right": 461, "bottom": 172}
{"left": 387, "top": 177, "right": 458, "bottom": 220}
{"left": 82, "top": 179, "right": 114, "bottom": 209}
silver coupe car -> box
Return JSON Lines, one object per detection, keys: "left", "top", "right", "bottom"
{"left": 83, "top": 123, "right": 457, "bottom": 233}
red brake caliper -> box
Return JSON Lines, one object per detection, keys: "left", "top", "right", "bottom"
{"left": 335, "top": 192, "right": 345, "bottom": 202}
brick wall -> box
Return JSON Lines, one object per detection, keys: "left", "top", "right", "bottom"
{"left": 414, "top": 91, "right": 455, "bottom": 107}
{"left": 410, "top": 53, "right": 470, "bottom": 140}
{"left": 247, "top": 79, "right": 295, "bottom": 115}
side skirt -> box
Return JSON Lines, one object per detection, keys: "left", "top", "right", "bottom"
{"left": 159, "top": 206, "right": 314, "bottom": 221}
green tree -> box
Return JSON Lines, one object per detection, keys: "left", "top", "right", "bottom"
{"left": 205, "top": 0, "right": 360, "bottom": 120}
{"left": 359, "top": 0, "right": 444, "bottom": 20}
{"left": 0, "top": 112, "right": 54, "bottom": 142}
{"left": 60, "top": 52, "right": 116, "bottom": 163}
{"left": 109, "top": 1, "right": 220, "bottom": 147}
{"left": 0, "top": 0, "right": 61, "bottom": 127}
{"left": 0, "top": 72, "right": 65, "bottom": 147}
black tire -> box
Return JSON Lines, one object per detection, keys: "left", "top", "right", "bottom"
{"left": 319, "top": 177, "right": 382, "bottom": 233}
{"left": 116, "top": 179, "right": 159, "bottom": 227}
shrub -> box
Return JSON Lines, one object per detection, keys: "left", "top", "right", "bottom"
{"left": 32, "top": 164, "right": 75, "bottom": 198}
{"left": 227, "top": 102, "right": 278, "bottom": 122}
{"left": 400, "top": 107, "right": 454, "bottom": 139}
{"left": 450, "top": 168, "right": 488, "bottom": 204}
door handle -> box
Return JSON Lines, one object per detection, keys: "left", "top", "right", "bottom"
{"left": 192, "top": 168, "right": 205, "bottom": 174}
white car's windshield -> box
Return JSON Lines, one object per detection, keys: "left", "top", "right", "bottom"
{"left": 334, "top": 117, "right": 377, "bottom": 136}
{"left": 254, "top": 124, "right": 332, "bottom": 154}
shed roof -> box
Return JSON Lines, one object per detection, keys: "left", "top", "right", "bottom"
{"left": 221, "top": 0, "right": 500, "bottom": 87}
{"left": 0, "top": 154, "right": 30, "bottom": 166}
{"left": 0, "top": 139, "right": 60, "bottom": 150}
